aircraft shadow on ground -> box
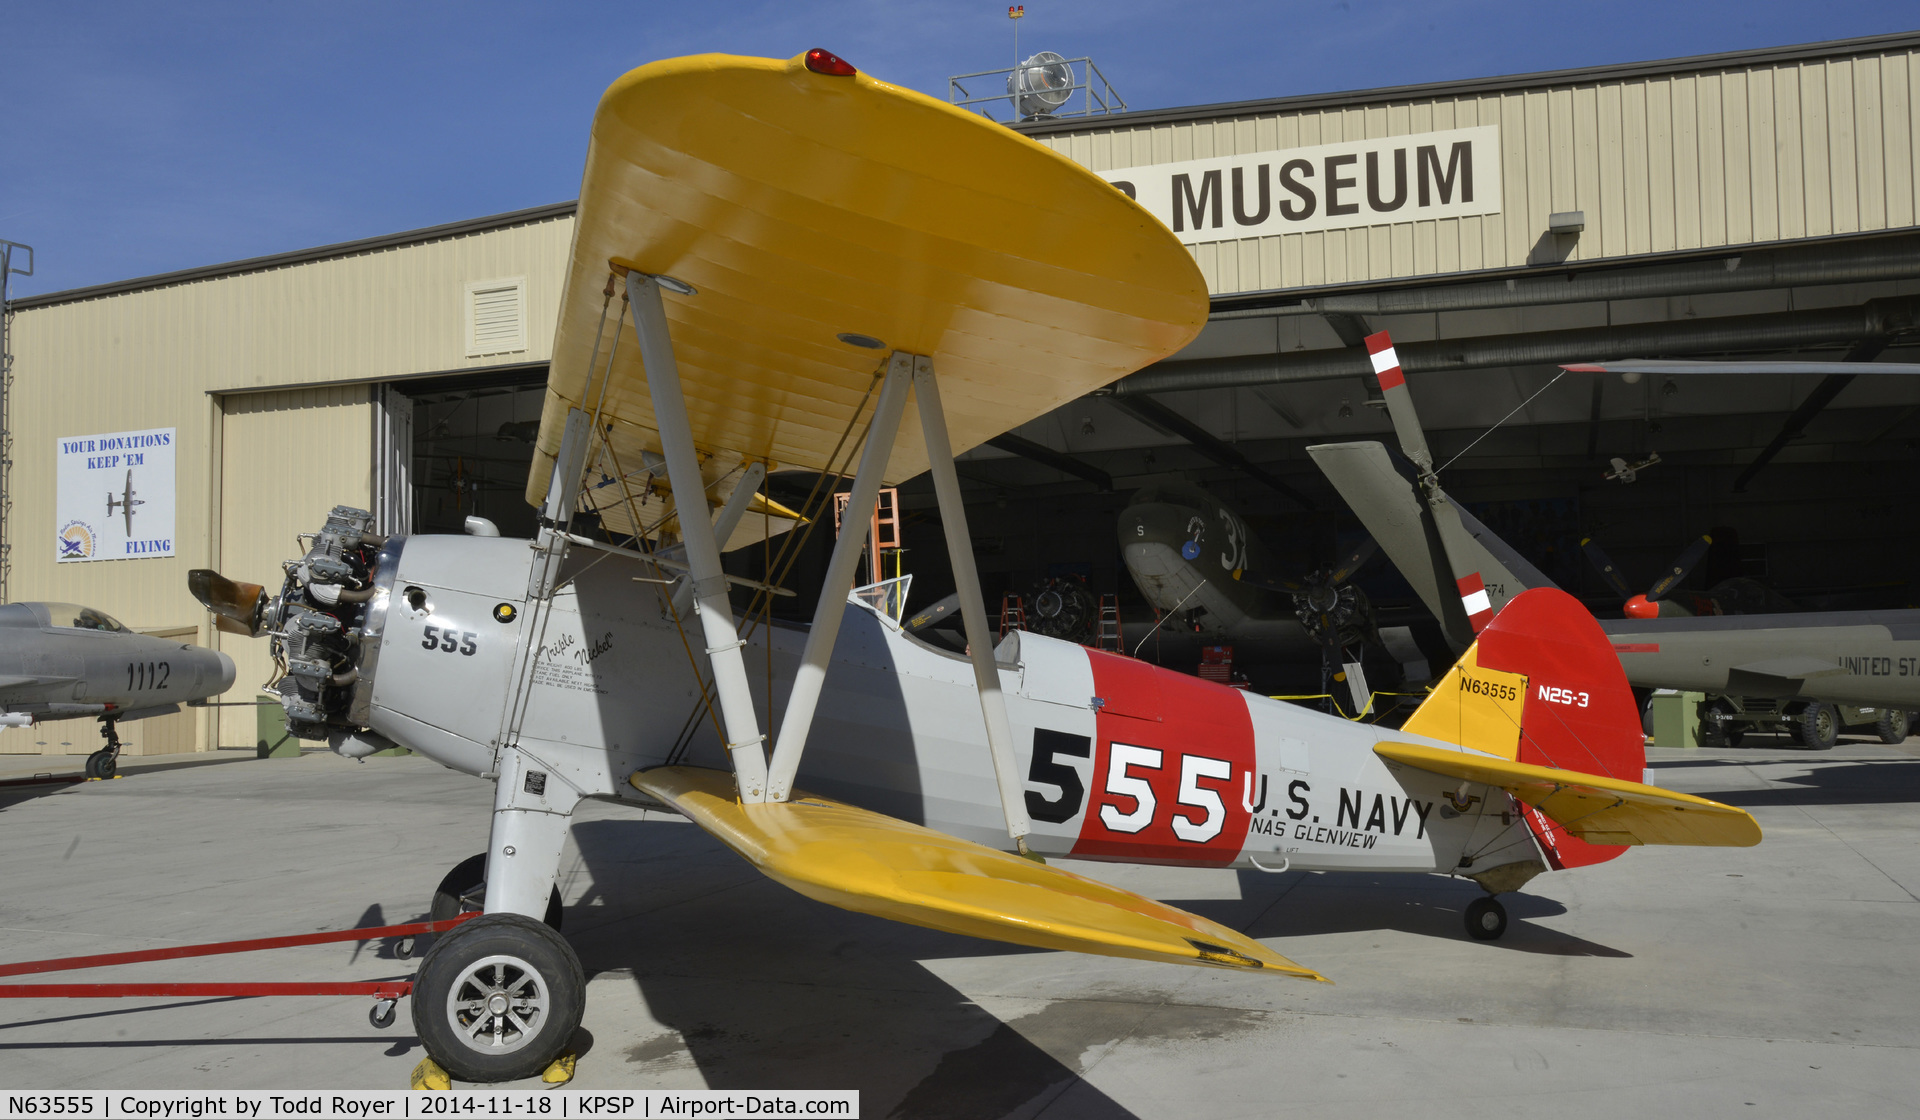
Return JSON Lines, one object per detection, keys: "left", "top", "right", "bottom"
{"left": 567, "top": 818, "right": 1142, "bottom": 1120}
{"left": 1217, "top": 870, "right": 1631, "bottom": 959}
{"left": 1670, "top": 756, "right": 1920, "bottom": 807}
{"left": 0, "top": 755, "right": 252, "bottom": 812}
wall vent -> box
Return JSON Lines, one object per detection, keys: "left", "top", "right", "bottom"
{"left": 465, "top": 277, "right": 526, "bottom": 357}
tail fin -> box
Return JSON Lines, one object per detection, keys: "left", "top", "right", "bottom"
{"left": 1402, "top": 587, "right": 1645, "bottom": 869}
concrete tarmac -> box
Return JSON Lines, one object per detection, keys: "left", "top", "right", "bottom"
{"left": 0, "top": 739, "right": 1915, "bottom": 1117}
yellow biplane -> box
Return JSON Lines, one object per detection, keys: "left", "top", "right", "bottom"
{"left": 194, "top": 48, "right": 1759, "bottom": 1083}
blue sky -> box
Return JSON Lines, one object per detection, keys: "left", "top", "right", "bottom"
{"left": 2, "top": 2, "right": 1914, "bottom": 296}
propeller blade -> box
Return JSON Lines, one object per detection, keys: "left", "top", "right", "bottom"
{"left": 1232, "top": 571, "right": 1303, "bottom": 594}
{"left": 902, "top": 593, "right": 960, "bottom": 634}
{"left": 1580, "top": 537, "right": 1635, "bottom": 600}
{"left": 1329, "top": 537, "right": 1379, "bottom": 585}
{"left": 188, "top": 569, "right": 268, "bottom": 637}
{"left": 1646, "top": 535, "right": 1712, "bottom": 602}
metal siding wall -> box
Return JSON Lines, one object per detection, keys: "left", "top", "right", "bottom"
{"left": 215, "top": 385, "right": 373, "bottom": 747}
{"left": 7, "top": 215, "right": 574, "bottom": 752}
{"left": 1040, "top": 49, "right": 1920, "bottom": 294}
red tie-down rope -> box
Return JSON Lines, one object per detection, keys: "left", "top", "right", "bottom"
{"left": 0, "top": 912, "right": 477, "bottom": 998}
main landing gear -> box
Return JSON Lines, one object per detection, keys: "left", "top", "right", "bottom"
{"left": 411, "top": 912, "right": 585, "bottom": 1084}
{"left": 428, "top": 853, "right": 565, "bottom": 936}
{"left": 84, "top": 719, "right": 122, "bottom": 780}
{"left": 1464, "top": 896, "right": 1508, "bottom": 941}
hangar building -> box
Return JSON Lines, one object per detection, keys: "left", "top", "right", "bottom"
{"left": 4, "top": 31, "right": 1918, "bottom": 754}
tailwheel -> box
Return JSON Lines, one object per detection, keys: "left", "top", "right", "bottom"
{"left": 1464, "top": 896, "right": 1508, "bottom": 941}
{"left": 411, "top": 913, "right": 584, "bottom": 1084}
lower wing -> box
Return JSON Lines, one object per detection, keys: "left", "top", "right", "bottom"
{"left": 632, "top": 766, "right": 1327, "bottom": 982}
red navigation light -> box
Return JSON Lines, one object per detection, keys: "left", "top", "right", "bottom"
{"left": 1623, "top": 594, "right": 1660, "bottom": 619}
{"left": 804, "top": 49, "right": 857, "bottom": 77}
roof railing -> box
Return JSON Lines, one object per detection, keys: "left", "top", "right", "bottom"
{"left": 948, "top": 57, "right": 1127, "bottom": 124}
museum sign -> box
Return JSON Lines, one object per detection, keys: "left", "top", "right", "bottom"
{"left": 1101, "top": 125, "right": 1502, "bottom": 244}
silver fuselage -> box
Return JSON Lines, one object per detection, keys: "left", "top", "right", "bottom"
{"left": 362, "top": 534, "right": 1534, "bottom": 877}
{"left": 0, "top": 602, "right": 235, "bottom": 723}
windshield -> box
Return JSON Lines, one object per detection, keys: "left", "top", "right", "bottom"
{"left": 45, "top": 604, "right": 128, "bottom": 633}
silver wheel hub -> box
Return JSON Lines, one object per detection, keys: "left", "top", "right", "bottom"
{"left": 446, "top": 953, "right": 551, "bottom": 1055}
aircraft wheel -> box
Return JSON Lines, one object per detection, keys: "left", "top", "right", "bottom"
{"left": 1464, "top": 896, "right": 1507, "bottom": 941}
{"left": 1876, "top": 708, "right": 1909, "bottom": 745}
{"left": 429, "top": 854, "right": 564, "bottom": 938}
{"left": 411, "top": 913, "right": 583, "bottom": 1084}
{"left": 84, "top": 751, "right": 117, "bottom": 780}
{"left": 1794, "top": 703, "right": 1838, "bottom": 750}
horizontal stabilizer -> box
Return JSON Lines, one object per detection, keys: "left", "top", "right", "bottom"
{"left": 1374, "top": 741, "right": 1760, "bottom": 848}
{"left": 632, "top": 766, "right": 1326, "bottom": 981}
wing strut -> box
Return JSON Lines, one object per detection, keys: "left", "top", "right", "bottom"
{"left": 764, "top": 352, "right": 915, "bottom": 802}
{"left": 627, "top": 271, "right": 771, "bottom": 801}
{"left": 759, "top": 353, "right": 1034, "bottom": 849}
{"left": 908, "top": 355, "right": 1033, "bottom": 848}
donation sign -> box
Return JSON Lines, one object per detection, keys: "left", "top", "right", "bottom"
{"left": 1101, "top": 124, "right": 1503, "bottom": 244}
{"left": 55, "top": 427, "right": 176, "bottom": 562}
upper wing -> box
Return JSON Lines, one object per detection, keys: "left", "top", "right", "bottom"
{"left": 528, "top": 52, "right": 1209, "bottom": 535}
{"left": 633, "top": 766, "right": 1326, "bottom": 981}
{"left": 1375, "top": 740, "right": 1760, "bottom": 848}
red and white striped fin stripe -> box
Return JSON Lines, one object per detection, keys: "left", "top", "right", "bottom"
{"left": 1363, "top": 330, "right": 1405, "bottom": 389}
{"left": 1457, "top": 572, "right": 1494, "bottom": 632}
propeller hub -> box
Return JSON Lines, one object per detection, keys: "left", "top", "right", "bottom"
{"left": 1623, "top": 594, "right": 1660, "bottom": 619}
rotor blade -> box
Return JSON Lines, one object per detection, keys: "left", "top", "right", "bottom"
{"left": 1646, "top": 535, "right": 1712, "bottom": 602}
{"left": 1563, "top": 360, "right": 1920, "bottom": 376}
{"left": 188, "top": 569, "right": 267, "bottom": 638}
{"left": 1365, "top": 332, "right": 1434, "bottom": 474}
{"left": 1329, "top": 537, "right": 1379, "bottom": 585}
{"left": 1580, "top": 537, "right": 1635, "bottom": 600}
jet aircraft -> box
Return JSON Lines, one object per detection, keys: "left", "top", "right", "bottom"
{"left": 192, "top": 53, "right": 1760, "bottom": 1084}
{"left": 0, "top": 602, "right": 236, "bottom": 777}
{"left": 1309, "top": 331, "right": 1920, "bottom": 749}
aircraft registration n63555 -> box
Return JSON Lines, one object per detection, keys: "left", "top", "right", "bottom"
{"left": 190, "top": 49, "right": 1761, "bottom": 1084}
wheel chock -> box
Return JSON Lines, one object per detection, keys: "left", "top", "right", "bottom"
{"left": 410, "top": 1058, "right": 451, "bottom": 1090}
{"left": 541, "top": 1052, "right": 577, "bottom": 1085}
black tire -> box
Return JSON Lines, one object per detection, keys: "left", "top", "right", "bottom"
{"left": 1794, "top": 702, "right": 1838, "bottom": 750}
{"left": 84, "top": 751, "right": 116, "bottom": 780}
{"left": 410, "top": 913, "right": 584, "bottom": 1084}
{"left": 430, "top": 853, "right": 564, "bottom": 931}
{"left": 1464, "top": 896, "right": 1507, "bottom": 941}
{"left": 1698, "top": 700, "right": 1744, "bottom": 750}
{"left": 1697, "top": 711, "right": 1728, "bottom": 749}
{"left": 1876, "top": 708, "right": 1909, "bottom": 745}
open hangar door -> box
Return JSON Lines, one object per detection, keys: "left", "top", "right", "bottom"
{"left": 928, "top": 233, "right": 1920, "bottom": 694}
{"left": 397, "top": 365, "right": 549, "bottom": 540}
